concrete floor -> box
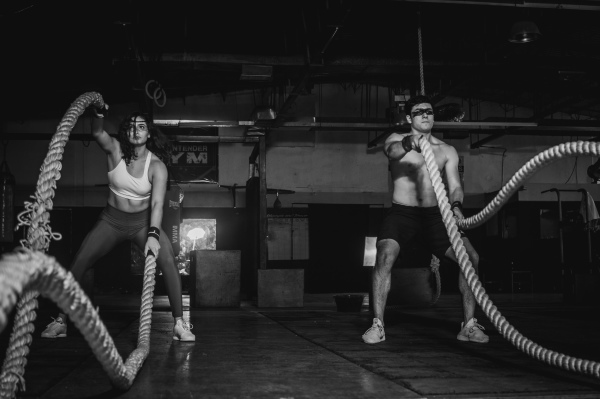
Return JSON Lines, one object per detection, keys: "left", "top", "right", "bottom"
{"left": 2, "top": 292, "right": 600, "bottom": 398}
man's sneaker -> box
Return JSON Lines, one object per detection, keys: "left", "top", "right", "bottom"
{"left": 457, "top": 317, "right": 489, "bottom": 343}
{"left": 41, "top": 317, "right": 67, "bottom": 338}
{"left": 362, "top": 318, "right": 385, "bottom": 344}
{"left": 173, "top": 319, "right": 195, "bottom": 342}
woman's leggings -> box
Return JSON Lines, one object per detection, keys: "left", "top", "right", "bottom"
{"left": 69, "top": 204, "right": 183, "bottom": 317}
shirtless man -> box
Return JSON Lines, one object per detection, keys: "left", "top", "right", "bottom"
{"left": 362, "top": 95, "right": 488, "bottom": 344}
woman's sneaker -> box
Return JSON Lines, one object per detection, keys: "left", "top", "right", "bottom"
{"left": 457, "top": 317, "right": 489, "bottom": 343}
{"left": 173, "top": 319, "right": 195, "bottom": 342}
{"left": 362, "top": 318, "right": 385, "bottom": 344}
{"left": 41, "top": 317, "right": 67, "bottom": 338}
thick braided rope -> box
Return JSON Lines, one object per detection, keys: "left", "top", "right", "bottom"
{"left": 417, "top": 12, "right": 425, "bottom": 95}
{"left": 457, "top": 141, "right": 600, "bottom": 231}
{"left": 429, "top": 255, "right": 441, "bottom": 305}
{"left": 1, "top": 92, "right": 157, "bottom": 397}
{"left": 17, "top": 92, "right": 105, "bottom": 252}
{"left": 1, "top": 92, "right": 105, "bottom": 399}
{"left": 420, "top": 136, "right": 600, "bottom": 379}
{"left": 0, "top": 249, "right": 157, "bottom": 393}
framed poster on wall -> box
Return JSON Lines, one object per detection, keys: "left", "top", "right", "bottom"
{"left": 162, "top": 127, "right": 219, "bottom": 183}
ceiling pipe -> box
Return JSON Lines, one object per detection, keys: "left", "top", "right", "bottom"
{"left": 2, "top": 122, "right": 598, "bottom": 142}
{"left": 470, "top": 133, "right": 507, "bottom": 149}
{"left": 391, "top": 0, "right": 600, "bottom": 11}
{"left": 0, "top": 133, "right": 260, "bottom": 143}
{"left": 320, "top": 6, "right": 351, "bottom": 62}
{"left": 150, "top": 118, "right": 600, "bottom": 135}
{"left": 148, "top": 118, "right": 598, "bottom": 132}
{"left": 139, "top": 53, "right": 478, "bottom": 67}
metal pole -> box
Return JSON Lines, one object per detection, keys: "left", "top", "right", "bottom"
{"left": 578, "top": 189, "right": 593, "bottom": 265}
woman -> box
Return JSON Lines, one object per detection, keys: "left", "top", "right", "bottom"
{"left": 41, "top": 105, "right": 195, "bottom": 341}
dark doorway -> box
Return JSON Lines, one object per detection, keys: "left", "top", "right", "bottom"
{"left": 307, "top": 204, "right": 370, "bottom": 293}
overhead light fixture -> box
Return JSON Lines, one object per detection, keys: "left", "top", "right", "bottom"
{"left": 508, "top": 20, "right": 542, "bottom": 43}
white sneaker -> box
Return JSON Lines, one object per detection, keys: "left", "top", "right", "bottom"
{"left": 41, "top": 317, "right": 67, "bottom": 338}
{"left": 173, "top": 319, "right": 195, "bottom": 342}
{"left": 457, "top": 317, "right": 489, "bottom": 343}
{"left": 362, "top": 318, "right": 385, "bottom": 344}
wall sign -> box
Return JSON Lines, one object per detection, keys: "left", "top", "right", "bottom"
{"left": 163, "top": 127, "right": 219, "bottom": 182}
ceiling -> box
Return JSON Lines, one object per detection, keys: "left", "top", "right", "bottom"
{"left": 1, "top": 0, "right": 600, "bottom": 135}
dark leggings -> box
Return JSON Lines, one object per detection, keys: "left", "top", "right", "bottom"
{"left": 69, "top": 204, "right": 183, "bottom": 317}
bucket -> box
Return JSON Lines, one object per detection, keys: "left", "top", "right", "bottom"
{"left": 333, "top": 294, "right": 365, "bottom": 312}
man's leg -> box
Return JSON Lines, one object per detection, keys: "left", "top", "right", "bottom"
{"left": 373, "top": 239, "right": 400, "bottom": 321}
{"left": 444, "top": 237, "right": 488, "bottom": 343}
{"left": 363, "top": 239, "right": 399, "bottom": 344}
{"left": 444, "top": 237, "right": 479, "bottom": 323}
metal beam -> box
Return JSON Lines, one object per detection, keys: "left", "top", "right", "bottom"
{"left": 139, "top": 53, "right": 306, "bottom": 66}
{"left": 171, "top": 136, "right": 258, "bottom": 143}
{"left": 274, "top": 72, "right": 310, "bottom": 121}
{"left": 391, "top": 0, "right": 600, "bottom": 11}
{"left": 155, "top": 119, "right": 244, "bottom": 128}
{"left": 249, "top": 142, "right": 260, "bottom": 165}
{"left": 530, "top": 82, "right": 600, "bottom": 120}
{"left": 258, "top": 136, "right": 267, "bottom": 271}
{"left": 5, "top": 119, "right": 600, "bottom": 141}
{"left": 470, "top": 133, "right": 507, "bottom": 149}
{"left": 0, "top": 133, "right": 259, "bottom": 143}
{"left": 129, "top": 53, "right": 481, "bottom": 68}
{"left": 0, "top": 134, "right": 96, "bottom": 142}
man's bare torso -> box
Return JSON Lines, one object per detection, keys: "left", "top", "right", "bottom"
{"left": 388, "top": 133, "right": 450, "bottom": 207}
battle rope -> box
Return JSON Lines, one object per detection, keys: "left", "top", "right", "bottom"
{"left": 0, "top": 249, "right": 157, "bottom": 392}
{"left": 417, "top": 11, "right": 425, "bottom": 95}
{"left": 1, "top": 91, "right": 105, "bottom": 398}
{"left": 0, "top": 92, "right": 159, "bottom": 398}
{"left": 429, "top": 255, "right": 441, "bottom": 305}
{"left": 457, "top": 141, "right": 600, "bottom": 231}
{"left": 420, "top": 136, "right": 600, "bottom": 379}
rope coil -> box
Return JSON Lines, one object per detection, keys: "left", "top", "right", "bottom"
{"left": 419, "top": 136, "right": 600, "bottom": 379}
{"left": 0, "top": 249, "right": 158, "bottom": 393}
{"left": 0, "top": 92, "right": 159, "bottom": 398}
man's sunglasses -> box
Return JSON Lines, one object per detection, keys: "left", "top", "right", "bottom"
{"left": 411, "top": 108, "right": 434, "bottom": 117}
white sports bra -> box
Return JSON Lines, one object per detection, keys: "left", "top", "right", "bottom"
{"left": 107, "top": 151, "right": 153, "bottom": 200}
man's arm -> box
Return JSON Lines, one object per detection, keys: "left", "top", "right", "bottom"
{"left": 443, "top": 145, "right": 465, "bottom": 218}
{"left": 145, "top": 159, "right": 168, "bottom": 256}
{"left": 384, "top": 133, "right": 419, "bottom": 160}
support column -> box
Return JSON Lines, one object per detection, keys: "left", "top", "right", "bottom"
{"left": 258, "top": 135, "right": 267, "bottom": 271}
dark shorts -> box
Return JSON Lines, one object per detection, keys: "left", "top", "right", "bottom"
{"left": 377, "top": 203, "right": 466, "bottom": 259}
{"left": 99, "top": 204, "right": 149, "bottom": 239}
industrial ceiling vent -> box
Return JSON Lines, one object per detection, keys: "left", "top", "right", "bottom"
{"left": 240, "top": 65, "right": 273, "bottom": 81}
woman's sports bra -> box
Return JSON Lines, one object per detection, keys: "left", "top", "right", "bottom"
{"left": 107, "top": 151, "right": 153, "bottom": 200}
